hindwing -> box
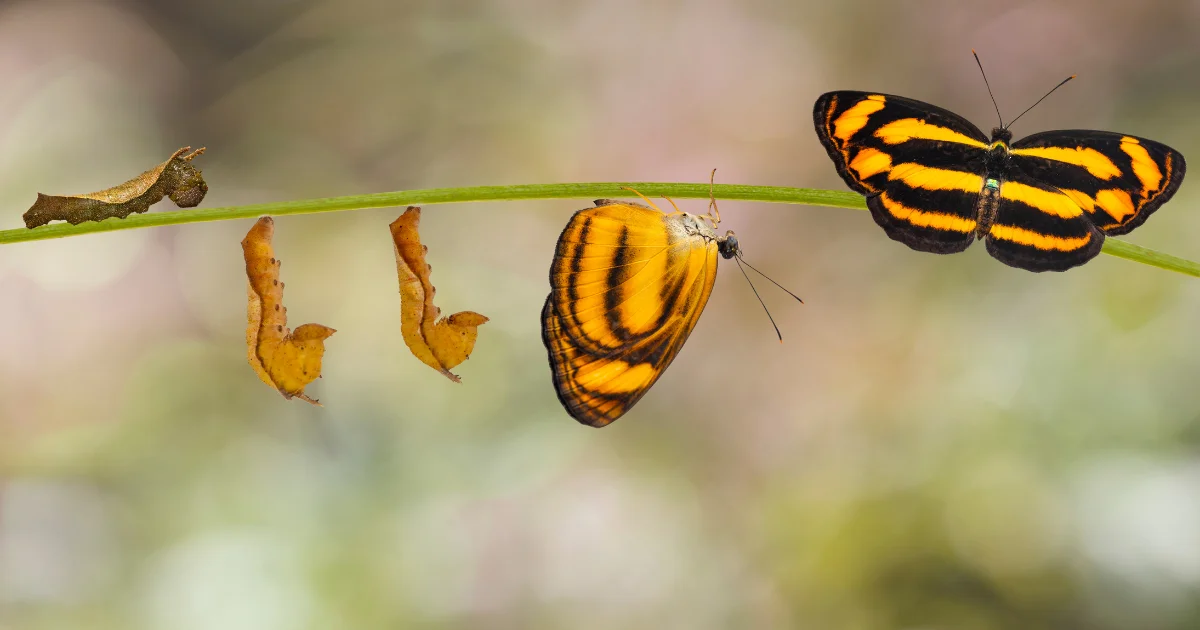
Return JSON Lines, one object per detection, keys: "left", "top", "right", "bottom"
{"left": 983, "top": 172, "right": 1104, "bottom": 271}
{"left": 542, "top": 201, "right": 719, "bottom": 427}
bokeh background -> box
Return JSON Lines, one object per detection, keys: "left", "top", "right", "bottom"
{"left": 1, "top": 0, "right": 1200, "bottom": 628}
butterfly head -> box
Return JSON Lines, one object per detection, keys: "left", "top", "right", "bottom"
{"left": 974, "top": 50, "right": 1075, "bottom": 148}
{"left": 990, "top": 127, "right": 1013, "bottom": 146}
{"left": 717, "top": 230, "right": 740, "bottom": 260}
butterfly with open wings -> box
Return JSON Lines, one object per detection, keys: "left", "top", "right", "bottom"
{"left": 814, "top": 57, "right": 1186, "bottom": 272}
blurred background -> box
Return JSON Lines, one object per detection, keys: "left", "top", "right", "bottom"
{"left": 1, "top": 0, "right": 1199, "bottom": 628}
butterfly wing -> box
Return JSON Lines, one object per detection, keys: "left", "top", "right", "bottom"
{"left": 814, "top": 91, "right": 990, "bottom": 254}
{"left": 542, "top": 201, "right": 719, "bottom": 427}
{"left": 983, "top": 175, "right": 1105, "bottom": 271}
{"left": 1010, "top": 130, "right": 1186, "bottom": 235}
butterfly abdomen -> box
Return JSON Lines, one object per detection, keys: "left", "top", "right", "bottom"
{"left": 974, "top": 143, "right": 1014, "bottom": 237}
{"left": 975, "top": 183, "right": 1001, "bottom": 239}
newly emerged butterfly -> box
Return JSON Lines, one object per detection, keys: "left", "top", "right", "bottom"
{"left": 814, "top": 57, "right": 1186, "bottom": 272}
{"left": 541, "top": 187, "right": 742, "bottom": 427}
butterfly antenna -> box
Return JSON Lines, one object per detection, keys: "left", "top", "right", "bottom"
{"left": 972, "top": 49, "right": 1004, "bottom": 129}
{"left": 1007, "top": 73, "right": 1076, "bottom": 130}
{"left": 736, "top": 255, "right": 804, "bottom": 304}
{"left": 734, "top": 256, "right": 783, "bottom": 343}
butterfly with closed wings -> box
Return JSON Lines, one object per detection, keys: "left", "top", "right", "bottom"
{"left": 541, "top": 177, "right": 801, "bottom": 427}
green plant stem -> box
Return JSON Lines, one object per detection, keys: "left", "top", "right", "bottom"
{"left": 1, "top": 182, "right": 1195, "bottom": 278}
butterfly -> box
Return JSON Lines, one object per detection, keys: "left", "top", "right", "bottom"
{"left": 540, "top": 188, "right": 741, "bottom": 427}
{"left": 814, "top": 65, "right": 1186, "bottom": 272}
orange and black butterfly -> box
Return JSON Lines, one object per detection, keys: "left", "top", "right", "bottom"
{"left": 540, "top": 187, "right": 743, "bottom": 427}
{"left": 814, "top": 60, "right": 1186, "bottom": 272}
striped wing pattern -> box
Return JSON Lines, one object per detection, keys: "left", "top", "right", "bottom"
{"left": 814, "top": 90, "right": 1186, "bottom": 272}
{"left": 815, "top": 91, "right": 990, "bottom": 255}
{"left": 542, "top": 201, "right": 719, "bottom": 427}
{"left": 985, "top": 171, "right": 1104, "bottom": 271}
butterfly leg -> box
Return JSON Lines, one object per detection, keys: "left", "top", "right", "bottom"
{"left": 661, "top": 195, "right": 687, "bottom": 218}
{"left": 705, "top": 168, "right": 722, "bottom": 227}
{"left": 619, "top": 186, "right": 664, "bottom": 213}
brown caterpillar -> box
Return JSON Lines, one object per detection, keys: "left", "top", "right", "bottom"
{"left": 23, "top": 146, "right": 208, "bottom": 228}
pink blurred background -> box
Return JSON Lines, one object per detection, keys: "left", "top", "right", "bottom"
{"left": 1, "top": 1, "right": 1200, "bottom": 628}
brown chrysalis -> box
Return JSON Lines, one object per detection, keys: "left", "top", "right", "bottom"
{"left": 23, "top": 146, "right": 208, "bottom": 228}
{"left": 390, "top": 206, "right": 488, "bottom": 382}
{"left": 242, "top": 216, "right": 336, "bottom": 405}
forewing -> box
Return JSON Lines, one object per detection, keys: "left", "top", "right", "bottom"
{"left": 814, "top": 91, "right": 989, "bottom": 194}
{"left": 984, "top": 173, "right": 1104, "bottom": 272}
{"left": 814, "top": 91, "right": 990, "bottom": 253}
{"left": 543, "top": 204, "right": 719, "bottom": 427}
{"left": 1010, "top": 130, "right": 1186, "bottom": 235}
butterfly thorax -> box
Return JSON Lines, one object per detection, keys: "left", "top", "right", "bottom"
{"left": 673, "top": 212, "right": 739, "bottom": 258}
{"left": 984, "top": 128, "right": 1013, "bottom": 169}
{"left": 673, "top": 212, "right": 714, "bottom": 239}
{"left": 973, "top": 127, "right": 1017, "bottom": 237}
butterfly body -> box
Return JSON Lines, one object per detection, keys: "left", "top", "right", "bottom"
{"left": 815, "top": 91, "right": 1186, "bottom": 272}
{"left": 541, "top": 199, "right": 737, "bottom": 427}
